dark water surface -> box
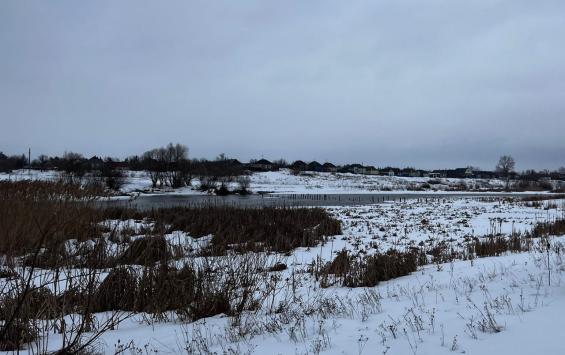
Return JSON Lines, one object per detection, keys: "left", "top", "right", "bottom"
{"left": 101, "top": 192, "right": 547, "bottom": 210}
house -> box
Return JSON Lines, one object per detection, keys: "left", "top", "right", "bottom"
{"left": 474, "top": 171, "right": 496, "bottom": 179}
{"left": 338, "top": 164, "right": 361, "bottom": 174}
{"left": 365, "top": 166, "right": 380, "bottom": 175}
{"left": 353, "top": 167, "right": 367, "bottom": 174}
{"left": 387, "top": 170, "right": 395, "bottom": 177}
{"left": 400, "top": 168, "right": 421, "bottom": 177}
{"left": 106, "top": 160, "right": 129, "bottom": 171}
{"left": 307, "top": 161, "right": 323, "bottom": 172}
{"left": 430, "top": 170, "right": 448, "bottom": 178}
{"left": 348, "top": 164, "right": 367, "bottom": 174}
{"left": 290, "top": 160, "right": 308, "bottom": 172}
{"left": 88, "top": 156, "right": 104, "bottom": 171}
{"left": 464, "top": 167, "right": 475, "bottom": 178}
{"left": 322, "top": 162, "right": 337, "bottom": 173}
{"left": 248, "top": 159, "right": 273, "bottom": 171}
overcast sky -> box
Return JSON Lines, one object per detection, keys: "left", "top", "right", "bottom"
{"left": 1, "top": 1, "right": 564, "bottom": 170}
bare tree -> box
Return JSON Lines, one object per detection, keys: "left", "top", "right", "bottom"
{"left": 142, "top": 149, "right": 164, "bottom": 188}
{"left": 496, "top": 155, "right": 516, "bottom": 190}
{"left": 164, "top": 143, "right": 189, "bottom": 188}
{"left": 143, "top": 144, "right": 190, "bottom": 189}
{"left": 32, "top": 154, "right": 50, "bottom": 171}
{"left": 236, "top": 175, "right": 251, "bottom": 194}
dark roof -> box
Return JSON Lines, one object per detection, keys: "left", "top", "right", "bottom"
{"left": 88, "top": 156, "right": 103, "bottom": 162}
{"left": 255, "top": 159, "right": 272, "bottom": 165}
{"left": 322, "top": 162, "right": 336, "bottom": 168}
{"left": 348, "top": 163, "right": 364, "bottom": 168}
{"left": 308, "top": 161, "right": 322, "bottom": 167}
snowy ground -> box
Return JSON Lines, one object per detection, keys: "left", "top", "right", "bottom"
{"left": 66, "top": 249, "right": 565, "bottom": 355}
{"left": 3, "top": 197, "right": 565, "bottom": 354}
{"left": 0, "top": 169, "right": 519, "bottom": 195}
{"left": 250, "top": 170, "right": 508, "bottom": 194}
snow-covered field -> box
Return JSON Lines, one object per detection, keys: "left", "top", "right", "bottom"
{"left": 3, "top": 197, "right": 565, "bottom": 354}
{"left": 60, "top": 248, "right": 564, "bottom": 355}
{"left": 250, "top": 170, "right": 508, "bottom": 194}
{"left": 0, "top": 169, "right": 514, "bottom": 195}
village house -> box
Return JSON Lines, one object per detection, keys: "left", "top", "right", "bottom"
{"left": 306, "top": 161, "right": 323, "bottom": 172}
{"left": 322, "top": 162, "right": 337, "bottom": 173}
{"left": 248, "top": 159, "right": 273, "bottom": 171}
{"left": 290, "top": 160, "right": 308, "bottom": 172}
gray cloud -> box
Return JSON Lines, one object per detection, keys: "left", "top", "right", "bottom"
{"left": 1, "top": 0, "right": 564, "bottom": 170}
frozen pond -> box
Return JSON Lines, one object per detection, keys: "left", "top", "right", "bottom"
{"left": 102, "top": 192, "right": 550, "bottom": 210}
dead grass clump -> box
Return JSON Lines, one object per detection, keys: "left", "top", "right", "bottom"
{"left": 0, "top": 286, "right": 58, "bottom": 351}
{"left": 0, "top": 318, "right": 37, "bottom": 351}
{"left": 324, "top": 249, "right": 351, "bottom": 277}
{"left": 92, "top": 261, "right": 255, "bottom": 321}
{"left": 522, "top": 194, "right": 565, "bottom": 202}
{"left": 267, "top": 262, "right": 288, "bottom": 272}
{"left": 118, "top": 236, "right": 170, "bottom": 266}
{"left": 135, "top": 265, "right": 196, "bottom": 313}
{"left": 188, "top": 292, "right": 231, "bottom": 320}
{"left": 319, "top": 249, "right": 418, "bottom": 288}
{"left": 427, "top": 242, "right": 461, "bottom": 264}
{"left": 471, "top": 235, "right": 526, "bottom": 258}
{"left": 94, "top": 267, "right": 137, "bottom": 312}
{"left": 103, "top": 206, "right": 342, "bottom": 255}
{"left": 0, "top": 180, "right": 106, "bottom": 256}
{"left": 530, "top": 219, "right": 565, "bottom": 238}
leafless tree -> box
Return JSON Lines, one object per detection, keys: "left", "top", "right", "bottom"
{"left": 33, "top": 155, "right": 50, "bottom": 171}
{"left": 164, "top": 143, "right": 189, "bottom": 188}
{"left": 142, "top": 148, "right": 164, "bottom": 188}
{"left": 236, "top": 175, "right": 251, "bottom": 193}
{"left": 496, "top": 155, "right": 516, "bottom": 190}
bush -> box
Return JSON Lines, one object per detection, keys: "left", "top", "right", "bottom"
{"left": 118, "top": 236, "right": 170, "bottom": 266}
{"left": 103, "top": 206, "right": 342, "bottom": 255}
{"left": 319, "top": 249, "right": 418, "bottom": 287}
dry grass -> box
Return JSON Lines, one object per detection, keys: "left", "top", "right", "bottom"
{"left": 103, "top": 206, "right": 342, "bottom": 254}
{"left": 0, "top": 180, "right": 105, "bottom": 255}
{"left": 317, "top": 249, "right": 419, "bottom": 288}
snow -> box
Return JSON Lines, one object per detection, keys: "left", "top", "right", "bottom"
{"left": 2, "top": 169, "right": 559, "bottom": 197}
{"left": 14, "top": 242, "right": 564, "bottom": 354}
{"left": 0, "top": 169, "right": 60, "bottom": 182}
{"left": 3, "top": 197, "right": 565, "bottom": 354}
{"left": 249, "top": 169, "right": 508, "bottom": 194}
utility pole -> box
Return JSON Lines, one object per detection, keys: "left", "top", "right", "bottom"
{"left": 28, "top": 147, "right": 31, "bottom": 175}
{"left": 547, "top": 240, "right": 551, "bottom": 286}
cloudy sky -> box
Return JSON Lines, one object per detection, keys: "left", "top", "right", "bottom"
{"left": 1, "top": 1, "right": 564, "bottom": 170}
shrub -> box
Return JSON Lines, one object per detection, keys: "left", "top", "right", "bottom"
{"left": 103, "top": 206, "right": 342, "bottom": 255}
{"left": 319, "top": 249, "right": 418, "bottom": 288}
{"left": 118, "top": 236, "right": 170, "bottom": 266}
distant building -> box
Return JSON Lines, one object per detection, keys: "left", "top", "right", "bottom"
{"left": 88, "top": 156, "right": 104, "bottom": 171}
{"left": 366, "top": 167, "right": 380, "bottom": 175}
{"left": 307, "top": 161, "right": 323, "bottom": 172}
{"left": 352, "top": 165, "right": 367, "bottom": 175}
{"left": 290, "top": 160, "right": 308, "bottom": 172}
{"left": 248, "top": 159, "right": 273, "bottom": 171}
{"left": 474, "top": 171, "right": 496, "bottom": 179}
{"left": 322, "top": 162, "right": 337, "bottom": 173}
